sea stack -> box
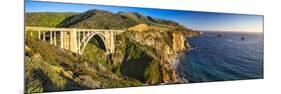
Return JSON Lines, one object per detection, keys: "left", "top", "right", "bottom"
{"left": 217, "top": 33, "right": 222, "bottom": 37}
{"left": 199, "top": 32, "right": 204, "bottom": 35}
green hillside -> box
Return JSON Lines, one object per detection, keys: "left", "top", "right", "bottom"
{"left": 118, "top": 12, "right": 181, "bottom": 27}
{"left": 57, "top": 9, "right": 188, "bottom": 30}
{"left": 25, "top": 12, "right": 77, "bottom": 27}
{"left": 58, "top": 10, "right": 139, "bottom": 29}
{"left": 25, "top": 10, "right": 189, "bottom": 31}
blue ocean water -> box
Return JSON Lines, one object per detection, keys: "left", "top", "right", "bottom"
{"left": 179, "top": 32, "right": 263, "bottom": 83}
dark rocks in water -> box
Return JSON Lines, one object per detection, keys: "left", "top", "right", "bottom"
{"left": 241, "top": 37, "right": 245, "bottom": 40}
{"left": 217, "top": 33, "right": 222, "bottom": 37}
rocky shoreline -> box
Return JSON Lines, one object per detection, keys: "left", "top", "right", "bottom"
{"left": 173, "top": 53, "right": 189, "bottom": 84}
{"left": 171, "top": 32, "right": 202, "bottom": 84}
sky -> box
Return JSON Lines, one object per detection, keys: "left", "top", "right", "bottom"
{"left": 25, "top": 1, "right": 263, "bottom": 32}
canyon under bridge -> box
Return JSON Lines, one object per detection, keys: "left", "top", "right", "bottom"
{"left": 26, "top": 26, "right": 124, "bottom": 55}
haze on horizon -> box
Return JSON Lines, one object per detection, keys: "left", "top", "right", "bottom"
{"left": 25, "top": 1, "right": 263, "bottom": 32}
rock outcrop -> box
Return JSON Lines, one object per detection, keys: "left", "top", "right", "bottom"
{"left": 128, "top": 24, "right": 149, "bottom": 32}
{"left": 118, "top": 25, "right": 200, "bottom": 84}
{"left": 172, "top": 32, "right": 186, "bottom": 53}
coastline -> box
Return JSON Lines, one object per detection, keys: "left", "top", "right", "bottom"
{"left": 172, "top": 40, "right": 195, "bottom": 84}
{"left": 172, "top": 32, "right": 203, "bottom": 84}
{"left": 173, "top": 52, "right": 189, "bottom": 84}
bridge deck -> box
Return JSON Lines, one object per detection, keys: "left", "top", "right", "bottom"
{"left": 25, "top": 26, "right": 124, "bottom": 32}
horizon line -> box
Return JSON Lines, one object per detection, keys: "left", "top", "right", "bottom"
{"left": 197, "top": 30, "right": 263, "bottom": 33}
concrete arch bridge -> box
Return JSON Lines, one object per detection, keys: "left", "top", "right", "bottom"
{"left": 25, "top": 26, "right": 124, "bottom": 55}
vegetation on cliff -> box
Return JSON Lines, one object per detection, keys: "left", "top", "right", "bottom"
{"left": 25, "top": 37, "right": 141, "bottom": 93}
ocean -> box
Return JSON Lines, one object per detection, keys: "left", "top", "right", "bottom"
{"left": 179, "top": 32, "right": 263, "bottom": 83}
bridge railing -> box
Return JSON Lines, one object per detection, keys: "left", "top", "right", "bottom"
{"left": 25, "top": 26, "right": 124, "bottom": 32}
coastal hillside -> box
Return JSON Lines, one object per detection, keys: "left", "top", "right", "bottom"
{"left": 25, "top": 9, "right": 201, "bottom": 93}
{"left": 25, "top": 12, "right": 78, "bottom": 27}
{"left": 117, "top": 12, "right": 182, "bottom": 28}
{"left": 57, "top": 9, "right": 189, "bottom": 30}
{"left": 57, "top": 10, "right": 139, "bottom": 29}
{"left": 25, "top": 37, "right": 141, "bottom": 93}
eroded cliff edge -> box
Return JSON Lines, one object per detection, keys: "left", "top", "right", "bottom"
{"left": 116, "top": 24, "right": 201, "bottom": 84}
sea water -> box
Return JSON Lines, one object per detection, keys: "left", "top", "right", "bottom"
{"left": 179, "top": 32, "right": 263, "bottom": 83}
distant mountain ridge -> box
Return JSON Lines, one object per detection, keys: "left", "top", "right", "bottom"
{"left": 117, "top": 12, "right": 181, "bottom": 26}
{"left": 57, "top": 9, "right": 139, "bottom": 29}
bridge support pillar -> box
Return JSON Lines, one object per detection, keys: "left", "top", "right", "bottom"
{"left": 77, "top": 31, "right": 81, "bottom": 54}
{"left": 104, "top": 31, "right": 115, "bottom": 54}
{"left": 60, "top": 31, "right": 64, "bottom": 48}
{"left": 63, "top": 32, "right": 70, "bottom": 50}
{"left": 38, "top": 30, "right": 41, "bottom": 40}
{"left": 110, "top": 31, "right": 115, "bottom": 53}
{"left": 54, "top": 31, "right": 57, "bottom": 46}
{"left": 70, "top": 29, "right": 78, "bottom": 53}
{"left": 30, "top": 32, "right": 33, "bottom": 37}
{"left": 43, "top": 32, "right": 46, "bottom": 41}
{"left": 50, "top": 31, "right": 53, "bottom": 44}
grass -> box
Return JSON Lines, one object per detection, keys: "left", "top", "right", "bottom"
{"left": 25, "top": 12, "right": 77, "bottom": 27}
{"left": 144, "top": 59, "right": 162, "bottom": 84}
{"left": 25, "top": 36, "right": 142, "bottom": 93}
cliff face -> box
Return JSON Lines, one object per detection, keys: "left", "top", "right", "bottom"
{"left": 172, "top": 32, "right": 187, "bottom": 53}
{"left": 113, "top": 27, "right": 198, "bottom": 84}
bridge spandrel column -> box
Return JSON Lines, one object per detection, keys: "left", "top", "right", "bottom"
{"left": 38, "top": 30, "right": 41, "bottom": 40}
{"left": 50, "top": 31, "right": 53, "bottom": 44}
{"left": 54, "top": 31, "right": 57, "bottom": 46}
{"left": 110, "top": 31, "right": 115, "bottom": 53}
{"left": 77, "top": 31, "right": 81, "bottom": 54}
{"left": 43, "top": 32, "right": 46, "bottom": 41}
{"left": 104, "top": 31, "right": 115, "bottom": 54}
{"left": 63, "top": 32, "right": 70, "bottom": 50}
{"left": 69, "top": 29, "right": 78, "bottom": 53}
{"left": 30, "top": 32, "right": 33, "bottom": 37}
{"left": 60, "top": 31, "right": 64, "bottom": 48}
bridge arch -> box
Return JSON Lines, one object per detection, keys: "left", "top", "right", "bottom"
{"left": 79, "top": 32, "right": 109, "bottom": 54}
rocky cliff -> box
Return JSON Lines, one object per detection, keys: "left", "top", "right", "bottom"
{"left": 120, "top": 27, "right": 197, "bottom": 84}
